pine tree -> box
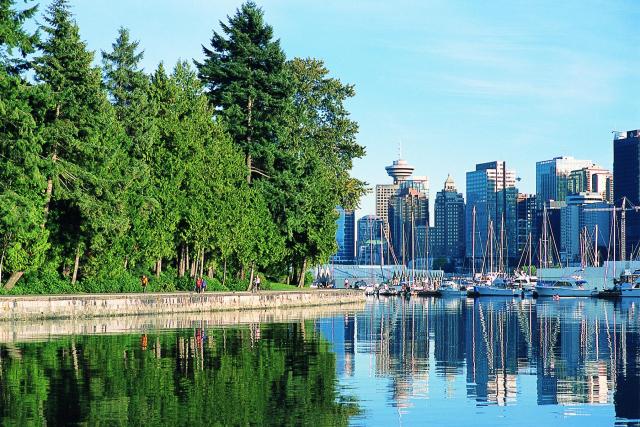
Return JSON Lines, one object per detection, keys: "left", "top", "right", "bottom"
{"left": 33, "top": 0, "right": 128, "bottom": 283}
{"left": 0, "top": 0, "right": 48, "bottom": 288}
{"left": 196, "top": 1, "right": 289, "bottom": 184}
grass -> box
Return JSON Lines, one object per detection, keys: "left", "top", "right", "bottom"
{"left": 265, "top": 282, "right": 301, "bottom": 291}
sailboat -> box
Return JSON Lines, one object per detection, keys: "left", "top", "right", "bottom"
{"left": 473, "top": 217, "right": 523, "bottom": 297}
{"left": 534, "top": 205, "right": 594, "bottom": 298}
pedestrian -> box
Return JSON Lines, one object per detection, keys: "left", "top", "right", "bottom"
{"left": 141, "top": 275, "right": 149, "bottom": 293}
{"left": 195, "top": 277, "right": 202, "bottom": 293}
{"left": 202, "top": 277, "right": 207, "bottom": 293}
{"left": 344, "top": 278, "right": 350, "bottom": 289}
{"left": 253, "top": 275, "right": 261, "bottom": 293}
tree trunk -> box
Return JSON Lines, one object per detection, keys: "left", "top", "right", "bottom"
{"left": 42, "top": 105, "right": 60, "bottom": 229}
{"left": 248, "top": 263, "right": 255, "bottom": 291}
{"left": 246, "top": 96, "right": 253, "bottom": 184}
{"left": 208, "top": 265, "right": 213, "bottom": 278}
{"left": 156, "top": 258, "right": 162, "bottom": 278}
{"left": 240, "top": 266, "right": 245, "bottom": 280}
{"left": 200, "top": 248, "right": 205, "bottom": 278}
{"left": 4, "top": 271, "right": 23, "bottom": 290}
{"left": 124, "top": 256, "right": 128, "bottom": 270}
{"left": 222, "top": 259, "right": 227, "bottom": 286}
{"left": 71, "top": 245, "right": 81, "bottom": 285}
{"left": 186, "top": 245, "right": 190, "bottom": 276}
{"left": 298, "top": 258, "right": 307, "bottom": 288}
{"left": 190, "top": 259, "right": 196, "bottom": 278}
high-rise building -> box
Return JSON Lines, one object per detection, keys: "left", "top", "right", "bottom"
{"left": 331, "top": 206, "right": 355, "bottom": 264}
{"left": 356, "top": 215, "right": 387, "bottom": 265}
{"left": 516, "top": 193, "right": 536, "bottom": 261}
{"left": 433, "top": 175, "right": 465, "bottom": 264}
{"left": 614, "top": 130, "right": 640, "bottom": 258}
{"left": 388, "top": 179, "right": 429, "bottom": 266}
{"left": 466, "top": 161, "right": 518, "bottom": 269}
{"left": 375, "top": 158, "right": 415, "bottom": 226}
{"left": 536, "top": 156, "right": 594, "bottom": 209}
{"left": 567, "top": 164, "right": 613, "bottom": 203}
{"left": 560, "top": 193, "right": 611, "bottom": 265}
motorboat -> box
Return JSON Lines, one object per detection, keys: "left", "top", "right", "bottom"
{"left": 378, "top": 284, "right": 398, "bottom": 296}
{"left": 439, "top": 280, "right": 466, "bottom": 297}
{"left": 364, "top": 284, "right": 378, "bottom": 296}
{"left": 473, "top": 276, "right": 523, "bottom": 297}
{"left": 534, "top": 278, "right": 596, "bottom": 298}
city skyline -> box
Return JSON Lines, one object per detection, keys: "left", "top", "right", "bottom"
{"left": 47, "top": 0, "right": 640, "bottom": 218}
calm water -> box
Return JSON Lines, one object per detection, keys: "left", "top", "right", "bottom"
{"left": 1, "top": 297, "right": 640, "bottom": 426}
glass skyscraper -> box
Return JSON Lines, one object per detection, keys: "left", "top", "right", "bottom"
{"left": 331, "top": 206, "right": 355, "bottom": 264}
{"left": 613, "top": 130, "right": 640, "bottom": 258}
{"left": 536, "top": 156, "right": 593, "bottom": 209}
{"left": 465, "top": 161, "right": 518, "bottom": 270}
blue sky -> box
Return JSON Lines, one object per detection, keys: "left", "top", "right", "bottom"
{"left": 38, "top": 0, "right": 640, "bottom": 218}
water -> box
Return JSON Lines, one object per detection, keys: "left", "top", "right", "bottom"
{"left": 1, "top": 298, "right": 640, "bottom": 426}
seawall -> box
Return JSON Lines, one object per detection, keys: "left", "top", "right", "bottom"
{"left": 0, "top": 302, "right": 365, "bottom": 343}
{"left": 0, "top": 290, "right": 364, "bottom": 321}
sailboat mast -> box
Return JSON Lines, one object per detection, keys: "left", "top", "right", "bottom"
{"left": 472, "top": 206, "right": 476, "bottom": 277}
{"left": 594, "top": 224, "right": 598, "bottom": 267}
{"left": 411, "top": 204, "right": 415, "bottom": 285}
{"left": 528, "top": 232, "right": 532, "bottom": 275}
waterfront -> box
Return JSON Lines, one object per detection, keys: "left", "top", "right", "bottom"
{"left": 1, "top": 297, "right": 640, "bottom": 425}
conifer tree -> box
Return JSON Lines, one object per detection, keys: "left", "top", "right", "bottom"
{"left": 196, "top": 1, "right": 289, "bottom": 184}
{"left": 0, "top": 0, "right": 47, "bottom": 287}
{"left": 33, "top": 0, "right": 127, "bottom": 282}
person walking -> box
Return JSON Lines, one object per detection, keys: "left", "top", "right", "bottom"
{"left": 141, "top": 275, "right": 149, "bottom": 293}
{"left": 195, "top": 277, "right": 202, "bottom": 293}
{"left": 253, "top": 275, "right": 261, "bottom": 293}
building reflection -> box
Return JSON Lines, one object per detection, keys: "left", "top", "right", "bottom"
{"left": 317, "top": 296, "right": 640, "bottom": 422}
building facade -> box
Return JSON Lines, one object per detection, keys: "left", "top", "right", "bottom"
{"left": 356, "top": 215, "right": 387, "bottom": 265}
{"left": 433, "top": 175, "right": 465, "bottom": 264}
{"left": 331, "top": 206, "right": 355, "bottom": 264}
{"left": 567, "top": 164, "right": 613, "bottom": 203}
{"left": 560, "top": 193, "right": 611, "bottom": 265}
{"left": 614, "top": 130, "right": 640, "bottom": 259}
{"left": 516, "top": 193, "right": 537, "bottom": 262}
{"left": 388, "top": 179, "right": 429, "bottom": 267}
{"left": 466, "top": 161, "right": 518, "bottom": 270}
{"left": 536, "top": 156, "right": 594, "bottom": 209}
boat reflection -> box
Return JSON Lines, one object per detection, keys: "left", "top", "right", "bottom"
{"left": 317, "top": 297, "right": 640, "bottom": 422}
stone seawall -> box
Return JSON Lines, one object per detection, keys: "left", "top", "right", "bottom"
{"left": 0, "top": 302, "right": 365, "bottom": 343}
{"left": 0, "top": 290, "right": 364, "bottom": 321}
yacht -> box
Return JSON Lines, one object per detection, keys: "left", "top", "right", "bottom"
{"left": 473, "top": 277, "right": 523, "bottom": 297}
{"left": 439, "top": 280, "right": 467, "bottom": 297}
{"left": 534, "top": 278, "right": 596, "bottom": 298}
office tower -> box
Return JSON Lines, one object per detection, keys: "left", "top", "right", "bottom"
{"left": 613, "top": 130, "right": 640, "bottom": 258}
{"left": 560, "top": 193, "right": 611, "bottom": 265}
{"left": 433, "top": 175, "right": 465, "bottom": 264}
{"left": 375, "top": 158, "right": 415, "bottom": 226}
{"left": 516, "top": 193, "right": 536, "bottom": 261}
{"left": 356, "top": 215, "right": 387, "bottom": 265}
{"left": 567, "top": 164, "right": 613, "bottom": 203}
{"left": 466, "top": 161, "right": 518, "bottom": 270}
{"left": 536, "top": 156, "right": 593, "bottom": 208}
{"left": 331, "top": 206, "right": 355, "bottom": 264}
{"left": 388, "top": 178, "right": 429, "bottom": 266}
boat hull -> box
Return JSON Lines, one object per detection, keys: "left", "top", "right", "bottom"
{"left": 473, "top": 286, "right": 522, "bottom": 297}
{"left": 439, "top": 288, "right": 466, "bottom": 297}
{"left": 534, "top": 287, "right": 596, "bottom": 298}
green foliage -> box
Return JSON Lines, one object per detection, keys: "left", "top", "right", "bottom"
{"left": 0, "top": 1, "right": 364, "bottom": 292}
{"left": 0, "top": 324, "right": 359, "bottom": 425}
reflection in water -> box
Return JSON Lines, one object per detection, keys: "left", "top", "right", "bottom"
{"left": 0, "top": 322, "right": 358, "bottom": 425}
{"left": 316, "top": 297, "right": 640, "bottom": 425}
{"left": 2, "top": 298, "right": 640, "bottom": 425}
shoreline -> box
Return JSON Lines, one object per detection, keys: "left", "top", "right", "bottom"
{"left": 0, "top": 289, "right": 364, "bottom": 321}
{"left": 0, "top": 302, "right": 365, "bottom": 343}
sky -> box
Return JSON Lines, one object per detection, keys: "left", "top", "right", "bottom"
{"left": 35, "top": 0, "right": 640, "bottom": 220}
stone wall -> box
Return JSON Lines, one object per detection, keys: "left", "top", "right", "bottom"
{"left": 0, "top": 302, "right": 365, "bottom": 343}
{"left": 0, "top": 290, "right": 364, "bottom": 321}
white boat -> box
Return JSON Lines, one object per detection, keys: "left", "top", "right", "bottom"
{"left": 364, "top": 284, "right": 378, "bottom": 296}
{"left": 378, "top": 284, "right": 398, "bottom": 296}
{"left": 439, "top": 280, "right": 466, "bottom": 296}
{"left": 473, "top": 277, "right": 523, "bottom": 297}
{"left": 534, "top": 278, "right": 596, "bottom": 298}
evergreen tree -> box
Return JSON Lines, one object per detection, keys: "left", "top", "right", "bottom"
{"left": 33, "top": 0, "right": 128, "bottom": 282}
{"left": 0, "top": 0, "right": 47, "bottom": 287}
{"left": 269, "top": 58, "right": 366, "bottom": 286}
{"left": 196, "top": 1, "right": 289, "bottom": 184}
